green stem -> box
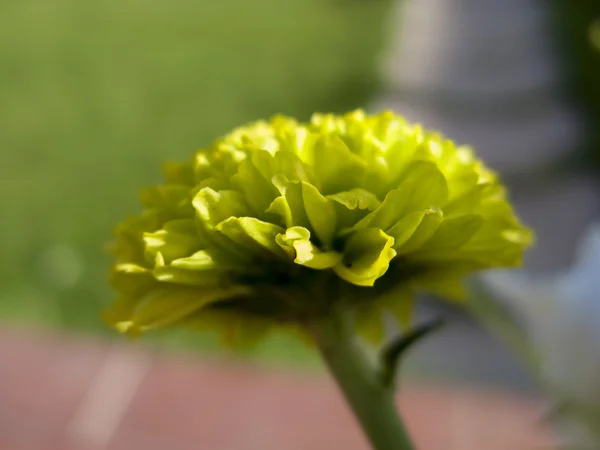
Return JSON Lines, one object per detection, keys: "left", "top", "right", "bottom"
{"left": 309, "top": 312, "right": 415, "bottom": 450}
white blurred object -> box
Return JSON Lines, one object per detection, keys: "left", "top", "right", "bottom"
{"left": 483, "top": 224, "right": 600, "bottom": 448}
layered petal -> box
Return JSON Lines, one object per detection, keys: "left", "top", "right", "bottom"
{"left": 107, "top": 109, "right": 533, "bottom": 346}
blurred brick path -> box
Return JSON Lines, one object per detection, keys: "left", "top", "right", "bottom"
{"left": 0, "top": 326, "right": 556, "bottom": 450}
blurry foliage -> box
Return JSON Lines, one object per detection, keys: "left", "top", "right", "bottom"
{"left": 550, "top": 0, "right": 600, "bottom": 166}
{"left": 0, "top": 0, "right": 388, "bottom": 359}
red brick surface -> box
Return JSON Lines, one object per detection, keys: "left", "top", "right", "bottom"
{"left": 0, "top": 325, "right": 556, "bottom": 450}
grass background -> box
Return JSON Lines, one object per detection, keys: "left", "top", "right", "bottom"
{"left": 0, "top": 0, "right": 390, "bottom": 363}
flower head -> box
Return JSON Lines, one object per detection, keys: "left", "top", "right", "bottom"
{"left": 106, "top": 110, "right": 532, "bottom": 344}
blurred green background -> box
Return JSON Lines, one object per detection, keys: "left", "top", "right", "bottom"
{"left": 0, "top": 0, "right": 389, "bottom": 362}
{"left": 1, "top": 0, "right": 599, "bottom": 365}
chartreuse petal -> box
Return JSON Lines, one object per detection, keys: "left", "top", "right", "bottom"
{"left": 105, "top": 285, "right": 250, "bottom": 336}
{"left": 152, "top": 246, "right": 245, "bottom": 287}
{"left": 276, "top": 227, "right": 342, "bottom": 269}
{"left": 216, "top": 217, "right": 288, "bottom": 259}
{"left": 230, "top": 159, "right": 278, "bottom": 216}
{"left": 327, "top": 189, "right": 381, "bottom": 230}
{"left": 418, "top": 214, "right": 484, "bottom": 252}
{"left": 266, "top": 196, "right": 292, "bottom": 228}
{"left": 399, "top": 161, "right": 448, "bottom": 212}
{"left": 269, "top": 176, "right": 338, "bottom": 249}
{"left": 312, "top": 135, "right": 367, "bottom": 194}
{"left": 170, "top": 249, "right": 235, "bottom": 271}
{"left": 353, "top": 161, "right": 448, "bottom": 232}
{"left": 272, "top": 150, "right": 315, "bottom": 184}
{"left": 328, "top": 189, "right": 381, "bottom": 212}
{"left": 192, "top": 188, "right": 249, "bottom": 228}
{"left": 270, "top": 175, "right": 311, "bottom": 229}
{"left": 152, "top": 263, "right": 228, "bottom": 286}
{"left": 412, "top": 216, "right": 532, "bottom": 266}
{"left": 301, "top": 182, "right": 336, "bottom": 247}
{"left": 140, "top": 185, "right": 194, "bottom": 220}
{"left": 394, "top": 209, "right": 444, "bottom": 255}
{"left": 387, "top": 209, "right": 435, "bottom": 250}
{"left": 109, "top": 264, "right": 156, "bottom": 298}
{"left": 444, "top": 183, "right": 509, "bottom": 218}
{"left": 334, "top": 228, "right": 396, "bottom": 286}
{"left": 143, "top": 219, "right": 202, "bottom": 264}
{"left": 249, "top": 149, "right": 277, "bottom": 183}
{"left": 191, "top": 187, "right": 260, "bottom": 262}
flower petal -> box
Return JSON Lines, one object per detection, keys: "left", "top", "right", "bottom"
{"left": 353, "top": 161, "right": 448, "bottom": 232}
{"left": 327, "top": 188, "right": 381, "bottom": 230}
{"left": 216, "top": 217, "right": 287, "bottom": 259}
{"left": 231, "top": 159, "right": 278, "bottom": 217}
{"left": 143, "top": 219, "right": 201, "bottom": 264}
{"left": 387, "top": 209, "right": 436, "bottom": 250}
{"left": 312, "top": 135, "right": 367, "bottom": 194}
{"left": 334, "top": 228, "right": 396, "bottom": 286}
{"left": 105, "top": 285, "right": 250, "bottom": 335}
{"left": 192, "top": 187, "right": 250, "bottom": 228}
{"left": 301, "top": 182, "right": 337, "bottom": 248}
{"left": 419, "top": 214, "right": 484, "bottom": 252}
{"left": 270, "top": 175, "right": 311, "bottom": 229}
{"left": 276, "top": 227, "right": 342, "bottom": 269}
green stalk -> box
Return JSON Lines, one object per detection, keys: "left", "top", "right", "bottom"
{"left": 309, "top": 312, "right": 414, "bottom": 450}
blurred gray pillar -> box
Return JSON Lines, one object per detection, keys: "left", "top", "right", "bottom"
{"left": 371, "top": 0, "right": 600, "bottom": 273}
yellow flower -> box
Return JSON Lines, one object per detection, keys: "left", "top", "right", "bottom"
{"left": 106, "top": 110, "right": 532, "bottom": 345}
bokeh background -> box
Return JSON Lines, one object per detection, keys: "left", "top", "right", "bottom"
{"left": 0, "top": 0, "right": 598, "bottom": 449}
{"left": 0, "top": 0, "right": 390, "bottom": 363}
